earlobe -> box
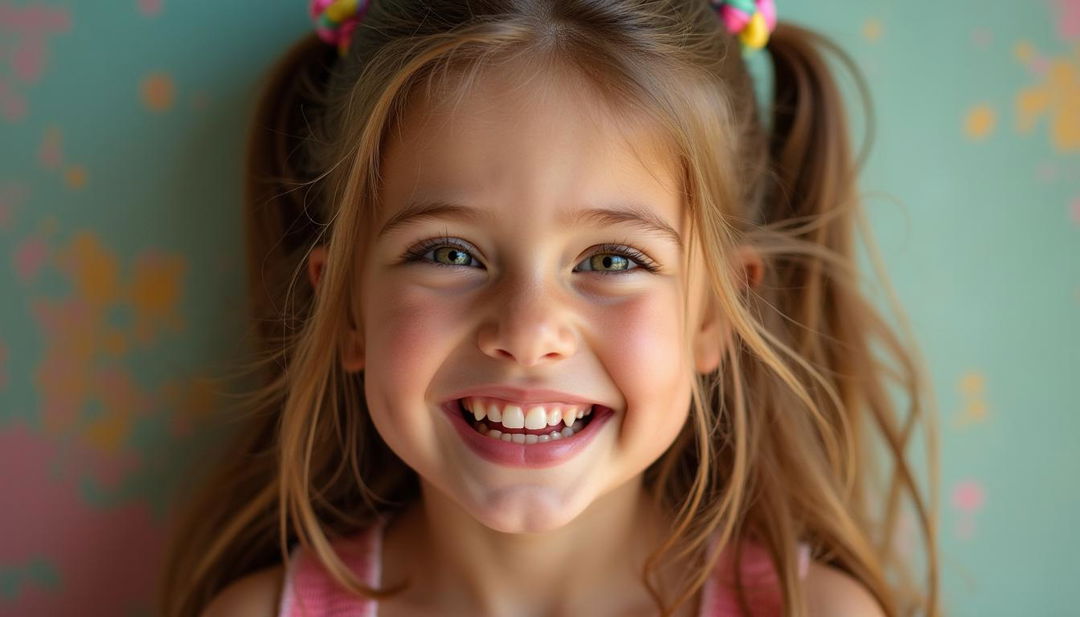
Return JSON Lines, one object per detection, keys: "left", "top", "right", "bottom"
{"left": 735, "top": 244, "right": 765, "bottom": 290}
{"left": 307, "top": 245, "right": 328, "bottom": 290}
{"left": 341, "top": 329, "right": 365, "bottom": 373}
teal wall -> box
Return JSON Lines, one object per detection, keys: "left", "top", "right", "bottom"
{"left": 0, "top": 1, "right": 1076, "bottom": 615}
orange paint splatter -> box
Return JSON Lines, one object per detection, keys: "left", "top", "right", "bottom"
{"left": 139, "top": 72, "right": 175, "bottom": 112}
{"left": 64, "top": 164, "right": 87, "bottom": 189}
{"left": 31, "top": 230, "right": 190, "bottom": 452}
{"left": 953, "top": 370, "right": 990, "bottom": 428}
{"left": 55, "top": 232, "right": 120, "bottom": 308}
{"left": 862, "top": 19, "right": 883, "bottom": 43}
{"left": 1016, "top": 46, "right": 1080, "bottom": 151}
{"left": 128, "top": 251, "right": 186, "bottom": 343}
{"left": 964, "top": 104, "right": 996, "bottom": 140}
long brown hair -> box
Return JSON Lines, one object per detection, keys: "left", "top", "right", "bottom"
{"left": 158, "top": 2, "right": 940, "bottom": 616}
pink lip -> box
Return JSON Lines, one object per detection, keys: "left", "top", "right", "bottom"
{"left": 441, "top": 399, "right": 614, "bottom": 468}
{"left": 443, "top": 384, "right": 606, "bottom": 407}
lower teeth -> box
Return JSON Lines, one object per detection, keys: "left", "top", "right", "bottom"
{"left": 472, "top": 418, "right": 588, "bottom": 444}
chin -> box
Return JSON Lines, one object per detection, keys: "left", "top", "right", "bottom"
{"left": 467, "top": 488, "right": 587, "bottom": 535}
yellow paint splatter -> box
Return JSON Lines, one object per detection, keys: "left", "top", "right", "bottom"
{"left": 64, "top": 164, "right": 87, "bottom": 189}
{"left": 953, "top": 370, "right": 990, "bottom": 428}
{"left": 140, "top": 72, "right": 175, "bottom": 112}
{"left": 1016, "top": 47, "right": 1080, "bottom": 152}
{"left": 965, "top": 104, "right": 996, "bottom": 140}
{"left": 33, "top": 230, "right": 190, "bottom": 452}
{"left": 862, "top": 19, "right": 883, "bottom": 43}
{"left": 958, "top": 372, "right": 985, "bottom": 395}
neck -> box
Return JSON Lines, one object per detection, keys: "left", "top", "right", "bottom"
{"left": 380, "top": 477, "right": 696, "bottom": 617}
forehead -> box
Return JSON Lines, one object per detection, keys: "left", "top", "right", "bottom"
{"left": 376, "top": 61, "right": 686, "bottom": 236}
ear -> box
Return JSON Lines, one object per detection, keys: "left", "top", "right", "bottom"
{"left": 692, "top": 244, "right": 764, "bottom": 374}
{"left": 307, "top": 245, "right": 365, "bottom": 373}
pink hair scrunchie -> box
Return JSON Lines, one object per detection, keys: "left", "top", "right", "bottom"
{"left": 309, "top": 0, "right": 371, "bottom": 56}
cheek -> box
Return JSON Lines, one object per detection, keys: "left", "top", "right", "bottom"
{"left": 593, "top": 280, "right": 687, "bottom": 384}
{"left": 593, "top": 288, "right": 691, "bottom": 446}
{"left": 362, "top": 283, "right": 464, "bottom": 414}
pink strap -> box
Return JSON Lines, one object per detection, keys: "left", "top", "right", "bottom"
{"left": 278, "top": 519, "right": 808, "bottom": 617}
{"left": 698, "top": 538, "right": 811, "bottom": 616}
{"left": 278, "top": 519, "right": 385, "bottom": 617}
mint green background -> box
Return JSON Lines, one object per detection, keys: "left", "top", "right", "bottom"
{"left": 0, "top": 1, "right": 1077, "bottom": 615}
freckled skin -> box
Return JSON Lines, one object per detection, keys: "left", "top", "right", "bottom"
{"left": 317, "top": 64, "right": 751, "bottom": 616}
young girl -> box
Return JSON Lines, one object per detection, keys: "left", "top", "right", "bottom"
{"left": 159, "top": 0, "right": 941, "bottom": 615}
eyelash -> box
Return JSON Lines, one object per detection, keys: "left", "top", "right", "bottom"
{"left": 399, "top": 236, "right": 661, "bottom": 275}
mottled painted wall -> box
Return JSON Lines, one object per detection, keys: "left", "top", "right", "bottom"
{"left": 0, "top": 1, "right": 1076, "bottom": 616}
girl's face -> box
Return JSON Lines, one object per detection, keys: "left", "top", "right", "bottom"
{"left": 353, "top": 66, "right": 724, "bottom": 533}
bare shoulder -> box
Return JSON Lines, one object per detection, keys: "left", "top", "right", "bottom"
{"left": 804, "top": 560, "right": 886, "bottom": 617}
{"left": 198, "top": 564, "right": 286, "bottom": 617}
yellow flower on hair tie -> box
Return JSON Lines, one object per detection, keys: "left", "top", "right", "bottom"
{"left": 710, "top": 0, "right": 778, "bottom": 51}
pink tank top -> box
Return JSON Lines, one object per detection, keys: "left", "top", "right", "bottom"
{"left": 278, "top": 517, "right": 811, "bottom": 617}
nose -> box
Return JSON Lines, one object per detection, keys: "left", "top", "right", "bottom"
{"left": 477, "top": 277, "right": 578, "bottom": 367}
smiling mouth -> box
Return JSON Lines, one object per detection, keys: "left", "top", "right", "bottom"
{"left": 455, "top": 399, "right": 595, "bottom": 444}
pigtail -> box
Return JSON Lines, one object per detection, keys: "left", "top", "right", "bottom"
{"left": 244, "top": 33, "right": 337, "bottom": 356}
{"left": 741, "top": 22, "right": 940, "bottom": 617}
{"left": 157, "top": 33, "right": 337, "bottom": 617}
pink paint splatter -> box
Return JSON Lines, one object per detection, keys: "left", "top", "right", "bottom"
{"left": 14, "top": 235, "right": 48, "bottom": 281}
{"left": 1070, "top": 196, "right": 1080, "bottom": 224}
{"left": 952, "top": 480, "right": 986, "bottom": 513}
{"left": 971, "top": 27, "right": 992, "bottom": 48}
{"left": 1029, "top": 55, "right": 1051, "bottom": 76}
{"left": 1057, "top": 0, "right": 1080, "bottom": 40}
{"left": 0, "top": 3, "right": 72, "bottom": 123}
{"left": 0, "top": 4, "right": 71, "bottom": 83}
{"left": 137, "top": 0, "right": 163, "bottom": 17}
{"left": 0, "top": 422, "right": 164, "bottom": 616}
{"left": 951, "top": 480, "right": 985, "bottom": 542}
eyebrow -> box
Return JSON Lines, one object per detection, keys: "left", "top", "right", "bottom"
{"left": 376, "top": 199, "right": 683, "bottom": 249}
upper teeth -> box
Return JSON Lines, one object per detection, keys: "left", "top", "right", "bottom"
{"left": 462, "top": 397, "right": 592, "bottom": 429}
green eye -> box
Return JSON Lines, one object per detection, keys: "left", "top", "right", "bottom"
{"left": 432, "top": 246, "right": 473, "bottom": 266}
{"left": 401, "top": 237, "right": 659, "bottom": 276}
{"left": 585, "top": 253, "right": 632, "bottom": 272}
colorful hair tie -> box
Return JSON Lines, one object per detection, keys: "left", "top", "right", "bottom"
{"left": 710, "top": 0, "right": 777, "bottom": 51}
{"left": 309, "top": 0, "right": 775, "bottom": 56}
{"left": 309, "top": 0, "right": 371, "bottom": 56}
